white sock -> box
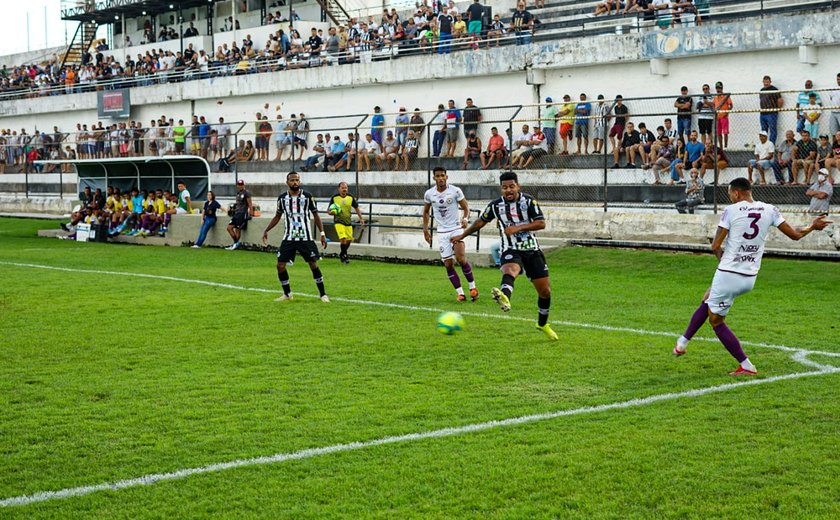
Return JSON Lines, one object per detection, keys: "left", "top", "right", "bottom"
{"left": 741, "top": 358, "right": 756, "bottom": 371}
{"left": 468, "top": 281, "right": 476, "bottom": 290}
{"left": 456, "top": 287, "right": 465, "bottom": 296}
{"left": 676, "top": 335, "right": 689, "bottom": 349}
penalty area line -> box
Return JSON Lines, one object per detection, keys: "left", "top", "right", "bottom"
{"left": 2, "top": 261, "right": 838, "bottom": 359}
{"left": 1, "top": 366, "right": 837, "bottom": 508}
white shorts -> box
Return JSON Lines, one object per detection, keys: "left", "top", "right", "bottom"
{"left": 706, "top": 270, "right": 756, "bottom": 316}
{"left": 437, "top": 229, "right": 462, "bottom": 260}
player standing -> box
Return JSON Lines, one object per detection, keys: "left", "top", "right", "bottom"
{"left": 423, "top": 167, "right": 479, "bottom": 302}
{"left": 674, "top": 178, "right": 831, "bottom": 375}
{"left": 262, "top": 172, "right": 330, "bottom": 302}
{"left": 328, "top": 181, "right": 365, "bottom": 264}
{"left": 452, "top": 171, "right": 558, "bottom": 340}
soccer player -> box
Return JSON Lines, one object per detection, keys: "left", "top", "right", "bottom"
{"left": 451, "top": 171, "right": 558, "bottom": 340}
{"left": 423, "top": 166, "right": 479, "bottom": 302}
{"left": 674, "top": 177, "right": 831, "bottom": 375}
{"left": 328, "top": 181, "right": 365, "bottom": 264}
{"left": 262, "top": 172, "right": 330, "bottom": 302}
{"left": 225, "top": 179, "right": 253, "bottom": 250}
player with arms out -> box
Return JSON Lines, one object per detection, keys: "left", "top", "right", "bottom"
{"left": 674, "top": 177, "right": 831, "bottom": 375}
{"left": 423, "top": 167, "right": 478, "bottom": 302}
{"left": 328, "top": 181, "right": 365, "bottom": 264}
{"left": 262, "top": 172, "right": 330, "bottom": 302}
{"left": 451, "top": 171, "right": 558, "bottom": 340}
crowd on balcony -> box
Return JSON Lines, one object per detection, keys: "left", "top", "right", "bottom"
{"left": 591, "top": 0, "right": 709, "bottom": 29}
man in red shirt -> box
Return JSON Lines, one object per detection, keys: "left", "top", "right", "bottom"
{"left": 481, "top": 126, "right": 507, "bottom": 169}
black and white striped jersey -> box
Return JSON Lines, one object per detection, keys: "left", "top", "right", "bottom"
{"left": 276, "top": 190, "right": 319, "bottom": 241}
{"left": 480, "top": 193, "right": 544, "bottom": 251}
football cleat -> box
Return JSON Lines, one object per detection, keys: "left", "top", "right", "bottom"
{"left": 469, "top": 288, "right": 479, "bottom": 301}
{"left": 274, "top": 294, "right": 293, "bottom": 301}
{"left": 491, "top": 287, "right": 511, "bottom": 312}
{"left": 673, "top": 345, "right": 686, "bottom": 356}
{"left": 320, "top": 295, "right": 330, "bottom": 303}
{"left": 457, "top": 294, "right": 467, "bottom": 302}
{"left": 536, "top": 323, "right": 559, "bottom": 341}
{"left": 729, "top": 366, "right": 758, "bottom": 376}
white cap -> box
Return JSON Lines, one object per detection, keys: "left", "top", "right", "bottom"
{"left": 758, "top": 130, "right": 768, "bottom": 137}
{"left": 818, "top": 168, "right": 829, "bottom": 175}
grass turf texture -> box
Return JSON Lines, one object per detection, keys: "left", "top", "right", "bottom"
{"left": 0, "top": 217, "right": 837, "bottom": 518}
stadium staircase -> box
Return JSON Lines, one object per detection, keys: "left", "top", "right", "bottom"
{"left": 314, "top": 0, "right": 353, "bottom": 26}
{"left": 59, "top": 20, "right": 99, "bottom": 69}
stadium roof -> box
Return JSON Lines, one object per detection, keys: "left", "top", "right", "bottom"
{"left": 61, "top": 0, "right": 220, "bottom": 24}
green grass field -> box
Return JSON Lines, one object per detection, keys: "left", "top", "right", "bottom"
{"left": 0, "top": 217, "right": 838, "bottom": 519}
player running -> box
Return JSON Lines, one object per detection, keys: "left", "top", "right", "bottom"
{"left": 423, "top": 166, "right": 478, "bottom": 302}
{"left": 674, "top": 177, "right": 831, "bottom": 375}
{"left": 452, "top": 171, "right": 558, "bottom": 340}
{"left": 262, "top": 172, "right": 330, "bottom": 302}
{"left": 328, "top": 181, "right": 365, "bottom": 264}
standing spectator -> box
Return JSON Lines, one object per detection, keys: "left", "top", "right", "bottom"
{"left": 574, "top": 93, "right": 591, "bottom": 155}
{"left": 675, "top": 168, "right": 704, "bottom": 214}
{"left": 217, "top": 117, "right": 231, "bottom": 158}
{"left": 806, "top": 169, "right": 832, "bottom": 214}
{"left": 772, "top": 130, "right": 796, "bottom": 184}
{"left": 695, "top": 84, "right": 714, "bottom": 143}
{"left": 444, "top": 99, "right": 462, "bottom": 157}
{"left": 437, "top": 5, "right": 454, "bottom": 54}
{"left": 173, "top": 120, "right": 186, "bottom": 154}
{"left": 192, "top": 191, "right": 222, "bottom": 248}
{"left": 431, "top": 104, "right": 447, "bottom": 157}
{"left": 792, "top": 130, "right": 818, "bottom": 185}
{"left": 802, "top": 93, "right": 822, "bottom": 138}
{"left": 462, "top": 98, "right": 482, "bottom": 139}
{"left": 608, "top": 95, "right": 629, "bottom": 154}
{"left": 593, "top": 95, "right": 608, "bottom": 154}
{"left": 198, "top": 116, "right": 211, "bottom": 159}
{"left": 409, "top": 108, "right": 426, "bottom": 148}
{"left": 612, "top": 122, "right": 640, "bottom": 169}
{"left": 395, "top": 107, "right": 410, "bottom": 147}
{"left": 511, "top": 1, "right": 534, "bottom": 45}
{"left": 295, "top": 113, "right": 310, "bottom": 160}
{"left": 674, "top": 85, "right": 693, "bottom": 141}
{"left": 258, "top": 116, "right": 273, "bottom": 161}
{"left": 759, "top": 75, "right": 783, "bottom": 143}
{"left": 540, "top": 97, "right": 558, "bottom": 154}
{"left": 557, "top": 94, "right": 575, "bottom": 155}
{"left": 224, "top": 180, "right": 253, "bottom": 250}
{"left": 795, "top": 80, "right": 821, "bottom": 134}
{"left": 370, "top": 106, "right": 385, "bottom": 152}
{"left": 466, "top": 0, "right": 484, "bottom": 46}
{"left": 713, "top": 81, "right": 732, "bottom": 148}
{"left": 747, "top": 131, "right": 774, "bottom": 185}
{"left": 829, "top": 72, "right": 840, "bottom": 136}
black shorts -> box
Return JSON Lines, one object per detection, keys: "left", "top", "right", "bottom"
{"left": 500, "top": 249, "right": 549, "bottom": 280}
{"left": 277, "top": 240, "right": 321, "bottom": 263}
{"left": 230, "top": 212, "right": 248, "bottom": 230}
{"left": 698, "top": 119, "right": 713, "bottom": 135}
{"left": 175, "top": 141, "right": 185, "bottom": 153}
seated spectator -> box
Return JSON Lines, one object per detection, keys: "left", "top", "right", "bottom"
{"left": 508, "top": 124, "right": 534, "bottom": 167}
{"left": 401, "top": 130, "right": 419, "bottom": 171}
{"left": 380, "top": 130, "right": 401, "bottom": 170}
{"left": 747, "top": 130, "right": 774, "bottom": 185}
{"left": 481, "top": 127, "right": 507, "bottom": 169}
{"left": 792, "top": 129, "right": 818, "bottom": 185}
{"left": 301, "top": 133, "right": 327, "bottom": 171}
{"left": 675, "top": 168, "right": 704, "bottom": 214}
{"left": 519, "top": 127, "right": 548, "bottom": 169}
{"left": 772, "top": 130, "right": 797, "bottom": 184}
{"left": 360, "top": 133, "right": 382, "bottom": 170}
{"left": 637, "top": 122, "right": 656, "bottom": 165}
{"left": 824, "top": 131, "right": 840, "bottom": 183}
{"left": 487, "top": 15, "right": 506, "bottom": 48}
{"left": 674, "top": 130, "right": 704, "bottom": 180}
{"left": 815, "top": 134, "right": 832, "bottom": 175}
{"left": 697, "top": 137, "right": 728, "bottom": 181}
{"left": 462, "top": 130, "right": 482, "bottom": 169}
{"left": 592, "top": 0, "right": 620, "bottom": 16}
{"left": 612, "top": 122, "right": 641, "bottom": 168}
{"left": 806, "top": 169, "right": 833, "bottom": 212}
{"left": 647, "top": 135, "right": 673, "bottom": 185}
{"left": 325, "top": 134, "right": 344, "bottom": 171}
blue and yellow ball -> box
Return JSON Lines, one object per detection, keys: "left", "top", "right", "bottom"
{"left": 436, "top": 312, "right": 465, "bottom": 335}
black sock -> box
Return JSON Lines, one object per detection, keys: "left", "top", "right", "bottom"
{"left": 278, "top": 269, "right": 291, "bottom": 295}
{"left": 538, "top": 296, "right": 551, "bottom": 326}
{"left": 340, "top": 243, "right": 349, "bottom": 256}
{"left": 312, "top": 267, "right": 326, "bottom": 296}
{"left": 501, "top": 274, "right": 516, "bottom": 298}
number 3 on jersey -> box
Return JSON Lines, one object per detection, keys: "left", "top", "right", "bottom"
{"left": 743, "top": 213, "right": 761, "bottom": 239}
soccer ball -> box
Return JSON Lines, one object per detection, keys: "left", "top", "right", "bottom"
{"left": 436, "top": 312, "right": 465, "bottom": 335}
{"left": 328, "top": 203, "right": 341, "bottom": 215}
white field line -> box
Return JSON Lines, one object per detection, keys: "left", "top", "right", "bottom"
{"left": 2, "top": 366, "right": 837, "bottom": 508}
{"left": 2, "top": 261, "right": 839, "bottom": 359}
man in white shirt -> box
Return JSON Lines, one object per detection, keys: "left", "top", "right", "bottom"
{"left": 674, "top": 177, "right": 831, "bottom": 375}
{"left": 747, "top": 130, "right": 775, "bottom": 185}
{"left": 422, "top": 167, "right": 478, "bottom": 302}
{"left": 509, "top": 124, "right": 534, "bottom": 166}
{"left": 829, "top": 72, "right": 840, "bottom": 136}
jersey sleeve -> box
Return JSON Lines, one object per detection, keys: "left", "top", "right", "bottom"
{"left": 718, "top": 208, "right": 731, "bottom": 229}
{"left": 307, "top": 192, "right": 319, "bottom": 213}
{"left": 351, "top": 196, "right": 359, "bottom": 208}
{"left": 454, "top": 187, "right": 465, "bottom": 202}
{"left": 275, "top": 196, "right": 284, "bottom": 216}
{"left": 423, "top": 190, "right": 432, "bottom": 205}
{"left": 480, "top": 202, "right": 496, "bottom": 223}
{"left": 527, "top": 197, "right": 545, "bottom": 221}
{"left": 770, "top": 206, "right": 785, "bottom": 227}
